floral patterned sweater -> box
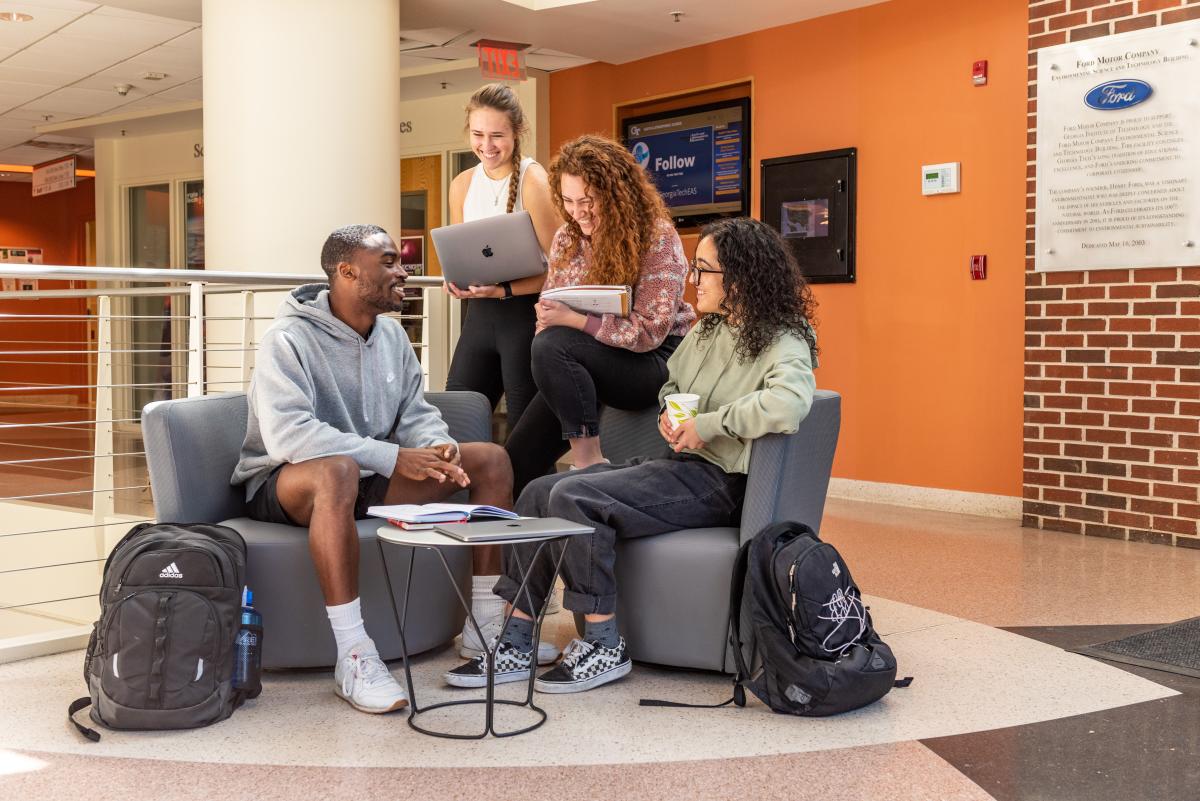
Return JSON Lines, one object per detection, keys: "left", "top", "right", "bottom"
{"left": 538, "top": 218, "right": 696, "bottom": 353}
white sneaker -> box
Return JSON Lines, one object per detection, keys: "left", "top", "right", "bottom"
{"left": 459, "top": 615, "right": 560, "bottom": 665}
{"left": 334, "top": 640, "right": 408, "bottom": 714}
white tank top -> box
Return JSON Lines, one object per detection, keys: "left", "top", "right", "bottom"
{"left": 462, "top": 156, "right": 534, "bottom": 222}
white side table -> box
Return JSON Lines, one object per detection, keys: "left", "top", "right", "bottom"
{"left": 375, "top": 521, "right": 589, "bottom": 738}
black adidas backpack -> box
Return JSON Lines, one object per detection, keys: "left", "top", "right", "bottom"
{"left": 728, "top": 521, "right": 905, "bottom": 716}
{"left": 68, "top": 522, "right": 250, "bottom": 741}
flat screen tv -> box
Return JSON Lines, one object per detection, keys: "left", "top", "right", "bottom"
{"left": 622, "top": 97, "right": 751, "bottom": 228}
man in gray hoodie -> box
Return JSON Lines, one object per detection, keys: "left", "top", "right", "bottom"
{"left": 232, "top": 224, "right": 512, "bottom": 714}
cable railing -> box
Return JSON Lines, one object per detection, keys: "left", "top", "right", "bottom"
{"left": 0, "top": 264, "right": 450, "bottom": 661}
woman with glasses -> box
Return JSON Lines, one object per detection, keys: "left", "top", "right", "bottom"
{"left": 502, "top": 134, "right": 696, "bottom": 497}
{"left": 446, "top": 216, "right": 819, "bottom": 694}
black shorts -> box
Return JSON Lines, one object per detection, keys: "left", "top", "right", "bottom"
{"left": 246, "top": 465, "right": 391, "bottom": 525}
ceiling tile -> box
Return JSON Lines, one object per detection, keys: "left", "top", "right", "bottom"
{"left": 123, "top": 45, "right": 202, "bottom": 74}
{"left": 92, "top": 3, "right": 198, "bottom": 23}
{"left": 159, "top": 27, "right": 199, "bottom": 51}
{"left": 3, "top": 34, "right": 142, "bottom": 72}
{"left": 72, "top": 62, "right": 195, "bottom": 92}
{"left": 400, "top": 28, "right": 474, "bottom": 47}
{"left": 33, "top": 131, "right": 90, "bottom": 145}
{"left": 57, "top": 12, "right": 193, "bottom": 50}
{"left": 0, "top": 4, "right": 87, "bottom": 51}
{"left": 0, "top": 143, "right": 71, "bottom": 164}
{"left": 12, "top": 1, "right": 98, "bottom": 11}
{"left": 0, "top": 80, "right": 51, "bottom": 105}
{"left": 153, "top": 78, "right": 200, "bottom": 101}
{"left": 0, "top": 114, "right": 35, "bottom": 130}
{"left": 22, "top": 85, "right": 125, "bottom": 115}
{"left": 0, "top": 65, "right": 88, "bottom": 86}
{"left": 108, "top": 93, "right": 176, "bottom": 112}
{"left": 0, "top": 106, "right": 67, "bottom": 121}
{"left": 0, "top": 130, "right": 29, "bottom": 149}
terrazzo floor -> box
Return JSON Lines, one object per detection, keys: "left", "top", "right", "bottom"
{"left": 3, "top": 496, "right": 1200, "bottom": 800}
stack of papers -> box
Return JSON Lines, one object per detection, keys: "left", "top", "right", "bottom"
{"left": 541, "top": 285, "right": 631, "bottom": 316}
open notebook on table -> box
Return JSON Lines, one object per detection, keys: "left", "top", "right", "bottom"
{"left": 367, "top": 503, "right": 517, "bottom": 530}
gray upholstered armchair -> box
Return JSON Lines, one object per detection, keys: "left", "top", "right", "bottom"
{"left": 597, "top": 389, "right": 841, "bottom": 672}
{"left": 141, "top": 391, "right": 492, "bottom": 669}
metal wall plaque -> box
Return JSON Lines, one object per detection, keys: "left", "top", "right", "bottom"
{"left": 1035, "top": 21, "right": 1200, "bottom": 271}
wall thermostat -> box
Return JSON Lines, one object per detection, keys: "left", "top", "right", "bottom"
{"left": 921, "top": 162, "right": 960, "bottom": 195}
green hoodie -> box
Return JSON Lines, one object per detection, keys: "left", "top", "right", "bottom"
{"left": 658, "top": 319, "right": 815, "bottom": 474}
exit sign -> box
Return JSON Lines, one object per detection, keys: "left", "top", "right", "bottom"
{"left": 476, "top": 39, "right": 529, "bottom": 81}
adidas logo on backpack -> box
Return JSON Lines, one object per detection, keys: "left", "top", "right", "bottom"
{"left": 158, "top": 562, "right": 183, "bottom": 579}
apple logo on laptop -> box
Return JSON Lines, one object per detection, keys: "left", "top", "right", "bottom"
{"left": 482, "top": 245, "right": 494, "bottom": 258}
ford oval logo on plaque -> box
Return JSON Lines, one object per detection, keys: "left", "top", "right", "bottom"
{"left": 1084, "top": 79, "right": 1153, "bottom": 110}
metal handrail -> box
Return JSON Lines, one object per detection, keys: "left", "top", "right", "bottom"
{"left": 0, "top": 263, "right": 444, "bottom": 286}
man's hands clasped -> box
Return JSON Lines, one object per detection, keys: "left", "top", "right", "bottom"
{"left": 395, "top": 442, "right": 469, "bottom": 486}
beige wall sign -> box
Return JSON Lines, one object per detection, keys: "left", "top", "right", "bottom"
{"left": 1035, "top": 20, "right": 1200, "bottom": 271}
{"left": 31, "top": 155, "right": 77, "bottom": 197}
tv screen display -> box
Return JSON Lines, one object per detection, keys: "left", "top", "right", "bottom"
{"left": 623, "top": 98, "right": 750, "bottom": 227}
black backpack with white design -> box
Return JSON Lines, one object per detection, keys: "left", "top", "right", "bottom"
{"left": 68, "top": 522, "right": 249, "bottom": 740}
{"left": 728, "top": 521, "right": 904, "bottom": 716}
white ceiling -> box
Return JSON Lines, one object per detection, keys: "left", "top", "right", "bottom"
{"left": 0, "top": 0, "right": 201, "bottom": 166}
{"left": 399, "top": 0, "right": 889, "bottom": 66}
{"left": 0, "top": 0, "right": 887, "bottom": 169}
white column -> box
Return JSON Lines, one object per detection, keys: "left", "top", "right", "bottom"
{"left": 201, "top": 0, "right": 403, "bottom": 381}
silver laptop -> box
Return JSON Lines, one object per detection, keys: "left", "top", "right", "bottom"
{"left": 430, "top": 210, "right": 547, "bottom": 287}
{"left": 435, "top": 517, "right": 593, "bottom": 543}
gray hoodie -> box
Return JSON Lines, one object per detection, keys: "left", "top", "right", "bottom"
{"left": 231, "top": 283, "right": 451, "bottom": 501}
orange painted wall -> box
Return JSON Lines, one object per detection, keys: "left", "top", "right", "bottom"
{"left": 0, "top": 179, "right": 95, "bottom": 403}
{"left": 549, "top": 0, "right": 1028, "bottom": 496}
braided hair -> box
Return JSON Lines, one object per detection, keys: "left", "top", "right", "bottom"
{"left": 464, "top": 83, "right": 528, "bottom": 213}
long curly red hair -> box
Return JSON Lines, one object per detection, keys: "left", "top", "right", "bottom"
{"left": 548, "top": 134, "right": 670, "bottom": 286}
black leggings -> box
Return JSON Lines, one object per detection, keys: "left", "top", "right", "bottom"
{"left": 445, "top": 296, "right": 538, "bottom": 430}
{"left": 504, "top": 326, "right": 681, "bottom": 496}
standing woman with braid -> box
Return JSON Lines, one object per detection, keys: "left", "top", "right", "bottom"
{"left": 446, "top": 84, "right": 559, "bottom": 428}
{"left": 444, "top": 83, "right": 561, "bottom": 664}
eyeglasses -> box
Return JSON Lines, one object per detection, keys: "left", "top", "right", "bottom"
{"left": 687, "top": 259, "right": 723, "bottom": 286}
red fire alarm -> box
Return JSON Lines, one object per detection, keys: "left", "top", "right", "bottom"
{"left": 972, "top": 60, "right": 988, "bottom": 86}
{"left": 970, "top": 254, "right": 987, "bottom": 280}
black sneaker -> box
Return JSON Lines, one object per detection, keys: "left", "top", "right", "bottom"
{"left": 534, "top": 637, "right": 631, "bottom": 694}
{"left": 444, "top": 640, "right": 533, "bottom": 688}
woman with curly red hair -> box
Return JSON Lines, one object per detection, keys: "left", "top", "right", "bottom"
{"left": 503, "top": 134, "right": 696, "bottom": 495}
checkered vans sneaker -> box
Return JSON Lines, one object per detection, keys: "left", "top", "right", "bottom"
{"left": 534, "top": 637, "right": 631, "bottom": 694}
{"left": 445, "top": 640, "right": 533, "bottom": 688}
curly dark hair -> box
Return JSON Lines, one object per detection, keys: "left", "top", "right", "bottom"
{"left": 696, "top": 217, "right": 819, "bottom": 362}
{"left": 548, "top": 134, "right": 671, "bottom": 286}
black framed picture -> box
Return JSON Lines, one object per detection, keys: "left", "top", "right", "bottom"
{"left": 761, "top": 148, "right": 856, "bottom": 284}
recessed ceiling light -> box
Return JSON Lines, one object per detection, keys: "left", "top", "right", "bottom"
{"left": 0, "top": 12, "right": 33, "bottom": 22}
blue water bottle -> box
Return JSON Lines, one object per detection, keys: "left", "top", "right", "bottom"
{"left": 233, "top": 586, "right": 263, "bottom": 698}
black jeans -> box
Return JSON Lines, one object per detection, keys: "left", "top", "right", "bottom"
{"left": 503, "top": 326, "right": 681, "bottom": 496}
{"left": 493, "top": 455, "right": 746, "bottom": 616}
{"left": 445, "top": 296, "right": 538, "bottom": 430}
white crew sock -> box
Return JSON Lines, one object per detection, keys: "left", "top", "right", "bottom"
{"left": 471, "top": 575, "right": 505, "bottom": 623}
{"left": 326, "top": 597, "right": 370, "bottom": 660}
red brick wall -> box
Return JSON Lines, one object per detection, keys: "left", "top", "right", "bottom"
{"left": 1024, "top": 0, "right": 1200, "bottom": 546}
